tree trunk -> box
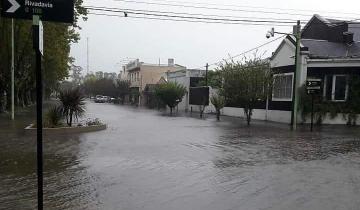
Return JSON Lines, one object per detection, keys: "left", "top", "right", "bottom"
{"left": 216, "top": 110, "right": 220, "bottom": 121}
{"left": 244, "top": 108, "right": 252, "bottom": 126}
{"left": 69, "top": 111, "right": 73, "bottom": 127}
{"left": 170, "top": 107, "right": 173, "bottom": 115}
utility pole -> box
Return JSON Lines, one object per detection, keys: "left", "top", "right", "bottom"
{"left": 205, "top": 63, "right": 209, "bottom": 86}
{"left": 11, "top": 18, "right": 14, "bottom": 120}
{"left": 290, "top": 20, "right": 301, "bottom": 131}
{"left": 86, "top": 37, "right": 89, "bottom": 75}
{"left": 266, "top": 20, "right": 302, "bottom": 130}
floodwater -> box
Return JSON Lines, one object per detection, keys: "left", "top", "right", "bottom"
{"left": 1, "top": 102, "right": 360, "bottom": 210}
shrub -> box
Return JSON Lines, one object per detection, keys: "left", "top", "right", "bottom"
{"left": 211, "top": 94, "right": 226, "bottom": 121}
{"left": 45, "top": 105, "right": 64, "bottom": 128}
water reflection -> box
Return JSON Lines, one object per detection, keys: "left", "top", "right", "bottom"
{"left": 1, "top": 103, "right": 360, "bottom": 210}
{"left": 213, "top": 125, "right": 360, "bottom": 169}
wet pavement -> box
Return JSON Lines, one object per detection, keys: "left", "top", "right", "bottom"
{"left": 1, "top": 102, "right": 360, "bottom": 210}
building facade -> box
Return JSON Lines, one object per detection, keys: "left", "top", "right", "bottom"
{"left": 223, "top": 14, "right": 360, "bottom": 125}
{"left": 166, "top": 69, "right": 206, "bottom": 111}
{"left": 125, "top": 59, "right": 186, "bottom": 106}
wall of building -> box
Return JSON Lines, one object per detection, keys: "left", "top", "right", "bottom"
{"left": 140, "top": 65, "right": 185, "bottom": 91}
{"left": 167, "top": 71, "right": 190, "bottom": 111}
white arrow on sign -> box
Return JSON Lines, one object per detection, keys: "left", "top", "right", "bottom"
{"left": 6, "top": 0, "right": 20, "bottom": 13}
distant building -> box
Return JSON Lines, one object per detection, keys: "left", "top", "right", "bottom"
{"left": 104, "top": 72, "right": 117, "bottom": 80}
{"left": 125, "top": 58, "right": 186, "bottom": 106}
{"left": 166, "top": 69, "right": 206, "bottom": 111}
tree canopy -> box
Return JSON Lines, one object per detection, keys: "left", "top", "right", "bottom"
{"left": 155, "top": 82, "right": 187, "bottom": 115}
{"left": 0, "top": 0, "right": 87, "bottom": 111}
{"left": 219, "top": 56, "right": 271, "bottom": 125}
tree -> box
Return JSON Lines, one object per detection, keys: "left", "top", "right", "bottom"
{"left": 155, "top": 82, "right": 187, "bottom": 115}
{"left": 116, "top": 80, "right": 130, "bottom": 104}
{"left": 198, "top": 70, "right": 222, "bottom": 88}
{"left": 59, "top": 87, "right": 86, "bottom": 126}
{"left": 70, "top": 65, "right": 83, "bottom": 85}
{"left": 0, "top": 0, "right": 87, "bottom": 110}
{"left": 220, "top": 56, "right": 272, "bottom": 125}
{"left": 343, "top": 75, "right": 360, "bottom": 125}
{"left": 210, "top": 93, "right": 225, "bottom": 121}
{"left": 82, "top": 77, "right": 117, "bottom": 97}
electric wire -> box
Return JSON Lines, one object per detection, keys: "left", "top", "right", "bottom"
{"left": 113, "top": 0, "right": 359, "bottom": 20}
{"left": 196, "top": 35, "right": 286, "bottom": 69}
{"left": 86, "top": 5, "right": 307, "bottom": 22}
{"left": 135, "top": 0, "right": 360, "bottom": 17}
{"left": 88, "top": 12, "right": 294, "bottom": 26}
{"left": 86, "top": 7, "right": 299, "bottom": 24}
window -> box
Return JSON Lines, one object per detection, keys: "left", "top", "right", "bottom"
{"left": 272, "top": 73, "right": 294, "bottom": 101}
{"left": 324, "top": 75, "right": 348, "bottom": 102}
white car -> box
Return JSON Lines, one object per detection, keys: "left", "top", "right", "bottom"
{"left": 95, "top": 95, "right": 106, "bottom": 103}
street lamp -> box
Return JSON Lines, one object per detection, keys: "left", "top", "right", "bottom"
{"left": 267, "top": 20, "right": 301, "bottom": 131}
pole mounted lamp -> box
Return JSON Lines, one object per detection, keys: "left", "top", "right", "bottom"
{"left": 266, "top": 21, "right": 301, "bottom": 131}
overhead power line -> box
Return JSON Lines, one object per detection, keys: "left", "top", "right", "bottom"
{"left": 88, "top": 12, "right": 294, "bottom": 26}
{"left": 86, "top": 7, "right": 298, "bottom": 24}
{"left": 86, "top": 6, "right": 307, "bottom": 22}
{"left": 113, "top": 0, "right": 359, "bottom": 20}
{"left": 197, "top": 35, "right": 286, "bottom": 69}
{"left": 140, "top": 0, "right": 360, "bottom": 17}
{"left": 86, "top": 6, "right": 360, "bottom": 28}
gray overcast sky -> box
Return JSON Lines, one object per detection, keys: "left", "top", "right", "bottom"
{"left": 70, "top": 0, "right": 358, "bottom": 74}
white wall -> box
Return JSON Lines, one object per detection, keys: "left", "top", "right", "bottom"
{"left": 270, "top": 39, "right": 296, "bottom": 68}
{"left": 221, "top": 107, "right": 292, "bottom": 123}
{"left": 168, "top": 75, "right": 190, "bottom": 111}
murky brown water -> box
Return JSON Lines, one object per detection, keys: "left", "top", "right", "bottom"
{"left": 1, "top": 102, "right": 360, "bottom": 210}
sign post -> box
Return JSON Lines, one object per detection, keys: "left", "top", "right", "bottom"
{"left": 1, "top": 1, "right": 74, "bottom": 209}
{"left": 32, "top": 15, "right": 43, "bottom": 210}
{"left": 306, "top": 79, "right": 322, "bottom": 132}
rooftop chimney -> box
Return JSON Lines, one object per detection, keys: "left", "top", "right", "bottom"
{"left": 168, "top": 58, "right": 174, "bottom": 66}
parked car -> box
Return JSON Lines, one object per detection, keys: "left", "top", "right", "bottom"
{"left": 95, "top": 95, "right": 106, "bottom": 103}
{"left": 103, "top": 96, "right": 111, "bottom": 103}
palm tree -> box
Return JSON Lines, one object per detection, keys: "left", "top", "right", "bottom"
{"left": 59, "top": 87, "right": 86, "bottom": 126}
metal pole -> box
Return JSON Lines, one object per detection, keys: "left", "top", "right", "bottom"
{"left": 33, "top": 15, "right": 43, "bottom": 210}
{"left": 291, "top": 20, "right": 301, "bottom": 131}
{"left": 311, "top": 94, "right": 314, "bottom": 132}
{"left": 205, "top": 63, "right": 208, "bottom": 86}
{"left": 86, "top": 37, "right": 89, "bottom": 75}
{"left": 11, "top": 18, "right": 15, "bottom": 120}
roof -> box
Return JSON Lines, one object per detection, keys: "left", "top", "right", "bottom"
{"left": 300, "top": 15, "right": 360, "bottom": 59}
{"left": 301, "top": 39, "right": 360, "bottom": 58}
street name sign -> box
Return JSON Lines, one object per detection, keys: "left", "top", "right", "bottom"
{"left": 306, "top": 79, "right": 322, "bottom": 95}
{"left": 1, "top": 0, "right": 74, "bottom": 23}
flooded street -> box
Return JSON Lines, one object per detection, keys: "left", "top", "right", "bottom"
{"left": 1, "top": 102, "right": 360, "bottom": 210}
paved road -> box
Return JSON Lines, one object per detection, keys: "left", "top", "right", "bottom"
{"left": 1, "top": 102, "right": 360, "bottom": 210}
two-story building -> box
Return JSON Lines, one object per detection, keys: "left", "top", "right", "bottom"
{"left": 125, "top": 59, "right": 186, "bottom": 105}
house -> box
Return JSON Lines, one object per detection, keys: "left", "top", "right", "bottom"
{"left": 222, "top": 14, "right": 360, "bottom": 124}
{"left": 125, "top": 59, "right": 186, "bottom": 106}
{"left": 166, "top": 69, "right": 206, "bottom": 111}
{"left": 270, "top": 14, "right": 360, "bottom": 124}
